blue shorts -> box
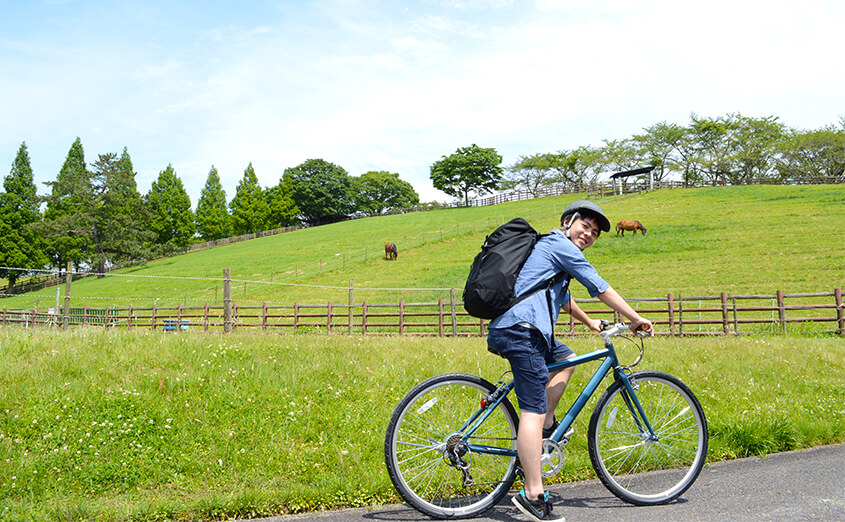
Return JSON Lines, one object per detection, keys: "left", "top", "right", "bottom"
{"left": 487, "top": 325, "right": 575, "bottom": 414}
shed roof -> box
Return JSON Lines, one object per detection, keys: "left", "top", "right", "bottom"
{"left": 609, "top": 166, "right": 656, "bottom": 179}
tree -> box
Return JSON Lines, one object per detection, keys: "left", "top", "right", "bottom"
{"left": 503, "top": 153, "right": 560, "bottom": 196}
{"left": 776, "top": 126, "right": 845, "bottom": 181}
{"left": 287, "top": 158, "right": 356, "bottom": 225}
{"left": 430, "top": 144, "right": 503, "bottom": 205}
{"left": 42, "top": 137, "right": 91, "bottom": 269}
{"left": 38, "top": 149, "right": 154, "bottom": 275}
{"left": 195, "top": 166, "right": 232, "bottom": 241}
{"left": 352, "top": 171, "right": 419, "bottom": 215}
{"left": 633, "top": 122, "right": 688, "bottom": 184}
{"left": 0, "top": 142, "right": 47, "bottom": 292}
{"left": 265, "top": 171, "right": 300, "bottom": 228}
{"left": 229, "top": 163, "right": 270, "bottom": 235}
{"left": 724, "top": 114, "right": 785, "bottom": 184}
{"left": 89, "top": 152, "right": 155, "bottom": 272}
{"left": 147, "top": 164, "right": 195, "bottom": 249}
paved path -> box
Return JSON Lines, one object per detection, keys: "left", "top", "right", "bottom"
{"left": 249, "top": 444, "right": 845, "bottom": 522}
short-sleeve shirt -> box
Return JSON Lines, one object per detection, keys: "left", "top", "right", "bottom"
{"left": 488, "top": 229, "right": 609, "bottom": 347}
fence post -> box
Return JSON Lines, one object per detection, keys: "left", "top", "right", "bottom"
{"left": 667, "top": 293, "right": 675, "bottom": 336}
{"left": 327, "top": 302, "right": 332, "bottom": 334}
{"left": 450, "top": 289, "right": 458, "bottom": 337}
{"left": 721, "top": 292, "right": 729, "bottom": 335}
{"left": 223, "top": 268, "right": 233, "bottom": 333}
{"left": 294, "top": 302, "right": 299, "bottom": 333}
{"left": 732, "top": 297, "right": 739, "bottom": 335}
{"left": 262, "top": 302, "right": 268, "bottom": 331}
{"left": 835, "top": 288, "right": 843, "bottom": 334}
{"left": 152, "top": 305, "right": 157, "bottom": 330}
{"left": 62, "top": 261, "right": 72, "bottom": 330}
{"left": 438, "top": 299, "right": 445, "bottom": 336}
{"left": 399, "top": 300, "right": 405, "bottom": 335}
{"left": 362, "top": 302, "right": 368, "bottom": 334}
{"left": 678, "top": 294, "right": 684, "bottom": 337}
{"left": 204, "top": 303, "right": 209, "bottom": 332}
{"left": 128, "top": 305, "right": 133, "bottom": 330}
{"left": 777, "top": 289, "right": 786, "bottom": 334}
{"left": 348, "top": 279, "right": 354, "bottom": 335}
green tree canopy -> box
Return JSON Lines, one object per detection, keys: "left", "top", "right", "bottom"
{"left": 287, "top": 158, "right": 355, "bottom": 225}
{"left": 776, "top": 126, "right": 845, "bottom": 181}
{"left": 265, "top": 171, "right": 300, "bottom": 228}
{"left": 195, "top": 166, "right": 232, "bottom": 241}
{"left": 229, "top": 163, "right": 270, "bottom": 235}
{"left": 0, "top": 142, "right": 47, "bottom": 291}
{"left": 503, "top": 153, "right": 560, "bottom": 196}
{"left": 42, "top": 137, "right": 91, "bottom": 269}
{"left": 147, "top": 164, "right": 195, "bottom": 249}
{"left": 352, "top": 171, "right": 419, "bottom": 215}
{"left": 429, "top": 144, "right": 503, "bottom": 205}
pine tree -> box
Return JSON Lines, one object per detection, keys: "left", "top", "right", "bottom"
{"left": 0, "top": 142, "right": 47, "bottom": 292}
{"left": 265, "top": 171, "right": 300, "bottom": 228}
{"left": 195, "top": 166, "right": 232, "bottom": 241}
{"left": 147, "top": 164, "right": 196, "bottom": 249}
{"left": 42, "top": 137, "right": 92, "bottom": 269}
{"left": 229, "top": 163, "right": 270, "bottom": 235}
{"left": 93, "top": 151, "right": 155, "bottom": 271}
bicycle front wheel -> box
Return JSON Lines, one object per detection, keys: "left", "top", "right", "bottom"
{"left": 588, "top": 370, "right": 708, "bottom": 505}
{"left": 384, "top": 373, "right": 519, "bottom": 519}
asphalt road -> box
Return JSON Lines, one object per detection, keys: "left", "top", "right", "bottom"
{"left": 250, "top": 443, "right": 845, "bottom": 522}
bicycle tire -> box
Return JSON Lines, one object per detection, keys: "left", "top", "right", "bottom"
{"left": 588, "top": 370, "right": 708, "bottom": 505}
{"left": 384, "top": 373, "right": 520, "bottom": 519}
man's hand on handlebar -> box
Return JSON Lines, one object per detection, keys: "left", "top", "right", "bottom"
{"left": 629, "top": 317, "right": 654, "bottom": 336}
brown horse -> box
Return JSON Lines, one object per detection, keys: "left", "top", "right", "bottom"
{"left": 384, "top": 242, "right": 398, "bottom": 260}
{"left": 616, "top": 220, "right": 647, "bottom": 236}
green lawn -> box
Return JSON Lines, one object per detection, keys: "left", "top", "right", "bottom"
{"left": 0, "top": 328, "right": 843, "bottom": 521}
{"left": 4, "top": 184, "right": 844, "bottom": 311}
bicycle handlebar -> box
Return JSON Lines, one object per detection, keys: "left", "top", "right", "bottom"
{"left": 600, "top": 321, "right": 652, "bottom": 342}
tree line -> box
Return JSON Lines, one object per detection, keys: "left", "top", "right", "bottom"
{"left": 0, "top": 138, "right": 419, "bottom": 291}
{"left": 431, "top": 113, "right": 845, "bottom": 202}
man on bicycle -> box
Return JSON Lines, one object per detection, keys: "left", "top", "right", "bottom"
{"left": 487, "top": 200, "right": 654, "bottom": 522}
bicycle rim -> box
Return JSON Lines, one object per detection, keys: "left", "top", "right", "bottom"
{"left": 384, "top": 374, "right": 519, "bottom": 519}
{"left": 589, "top": 371, "right": 708, "bottom": 505}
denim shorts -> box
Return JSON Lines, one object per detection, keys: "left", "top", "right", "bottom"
{"left": 487, "top": 325, "right": 575, "bottom": 414}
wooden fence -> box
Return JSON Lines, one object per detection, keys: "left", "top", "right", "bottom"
{"left": 3, "top": 289, "right": 842, "bottom": 337}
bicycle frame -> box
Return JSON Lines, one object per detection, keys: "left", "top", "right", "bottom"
{"left": 462, "top": 337, "right": 657, "bottom": 458}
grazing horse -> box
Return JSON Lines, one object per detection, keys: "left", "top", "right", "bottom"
{"left": 384, "top": 242, "right": 398, "bottom": 260}
{"left": 616, "top": 220, "right": 647, "bottom": 236}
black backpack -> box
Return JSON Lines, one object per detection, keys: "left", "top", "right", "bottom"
{"left": 463, "top": 218, "right": 567, "bottom": 321}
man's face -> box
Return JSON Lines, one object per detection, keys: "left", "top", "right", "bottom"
{"left": 566, "top": 216, "right": 601, "bottom": 250}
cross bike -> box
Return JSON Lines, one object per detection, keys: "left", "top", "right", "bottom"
{"left": 384, "top": 322, "right": 709, "bottom": 519}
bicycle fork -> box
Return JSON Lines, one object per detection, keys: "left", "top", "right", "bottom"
{"left": 614, "top": 370, "right": 659, "bottom": 441}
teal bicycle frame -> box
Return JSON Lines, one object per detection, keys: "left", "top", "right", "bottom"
{"left": 460, "top": 333, "right": 656, "bottom": 457}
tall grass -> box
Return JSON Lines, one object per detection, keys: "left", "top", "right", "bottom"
{"left": 1, "top": 327, "right": 843, "bottom": 520}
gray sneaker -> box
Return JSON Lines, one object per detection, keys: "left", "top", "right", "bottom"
{"left": 511, "top": 489, "right": 565, "bottom": 522}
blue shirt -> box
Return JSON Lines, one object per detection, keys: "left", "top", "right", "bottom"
{"left": 488, "top": 229, "right": 609, "bottom": 346}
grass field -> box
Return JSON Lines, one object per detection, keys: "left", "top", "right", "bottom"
{"left": 3, "top": 184, "right": 844, "bottom": 310}
{"left": 1, "top": 328, "right": 843, "bottom": 521}
{"left": 1, "top": 184, "right": 844, "bottom": 520}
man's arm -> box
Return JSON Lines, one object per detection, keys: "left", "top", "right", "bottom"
{"left": 597, "top": 286, "right": 654, "bottom": 334}
{"left": 563, "top": 297, "right": 602, "bottom": 332}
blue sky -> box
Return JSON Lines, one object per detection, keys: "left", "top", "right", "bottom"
{"left": 2, "top": 0, "right": 843, "bottom": 204}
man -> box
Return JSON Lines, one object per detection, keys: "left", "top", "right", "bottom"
{"left": 487, "top": 200, "right": 654, "bottom": 522}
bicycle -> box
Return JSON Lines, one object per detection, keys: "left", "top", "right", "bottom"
{"left": 384, "top": 322, "right": 709, "bottom": 519}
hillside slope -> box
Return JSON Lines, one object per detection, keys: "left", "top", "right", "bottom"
{"left": 5, "top": 184, "right": 844, "bottom": 309}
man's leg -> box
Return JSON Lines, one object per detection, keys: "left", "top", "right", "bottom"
{"left": 517, "top": 411, "right": 545, "bottom": 501}
{"left": 544, "top": 355, "right": 575, "bottom": 431}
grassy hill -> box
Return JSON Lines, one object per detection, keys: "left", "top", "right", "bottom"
{"left": 4, "top": 184, "right": 844, "bottom": 311}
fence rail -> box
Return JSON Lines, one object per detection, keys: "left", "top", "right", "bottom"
{"left": 3, "top": 289, "right": 842, "bottom": 336}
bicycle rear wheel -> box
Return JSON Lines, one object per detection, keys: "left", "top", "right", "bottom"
{"left": 588, "top": 370, "right": 708, "bottom": 505}
{"left": 384, "top": 373, "right": 519, "bottom": 519}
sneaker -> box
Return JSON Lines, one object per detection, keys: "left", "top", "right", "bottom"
{"left": 542, "top": 416, "right": 575, "bottom": 441}
{"left": 541, "top": 416, "right": 558, "bottom": 439}
{"left": 512, "top": 489, "right": 565, "bottom": 522}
